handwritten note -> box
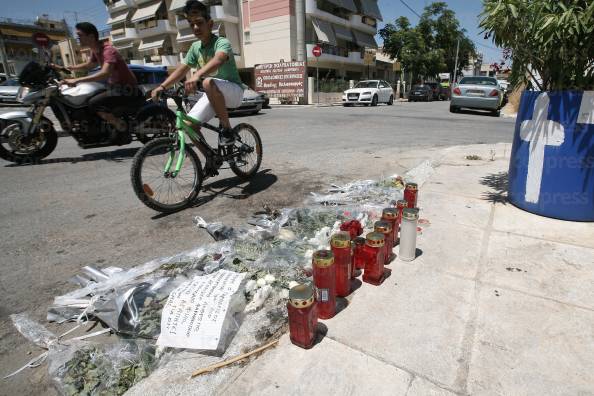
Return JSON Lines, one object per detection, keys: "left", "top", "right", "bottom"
{"left": 157, "top": 270, "right": 245, "bottom": 350}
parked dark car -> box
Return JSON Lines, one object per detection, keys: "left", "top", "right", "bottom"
{"left": 259, "top": 91, "right": 270, "bottom": 108}
{"left": 426, "top": 82, "right": 440, "bottom": 100}
{"left": 408, "top": 85, "right": 433, "bottom": 102}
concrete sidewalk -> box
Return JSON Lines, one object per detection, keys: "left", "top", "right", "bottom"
{"left": 222, "top": 143, "right": 594, "bottom": 396}
{"left": 129, "top": 143, "right": 594, "bottom": 396}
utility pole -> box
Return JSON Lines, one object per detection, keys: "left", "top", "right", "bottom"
{"left": 0, "top": 33, "right": 11, "bottom": 77}
{"left": 453, "top": 37, "right": 460, "bottom": 83}
{"left": 295, "top": 0, "right": 307, "bottom": 104}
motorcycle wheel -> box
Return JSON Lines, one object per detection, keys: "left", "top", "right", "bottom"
{"left": 0, "top": 119, "right": 58, "bottom": 164}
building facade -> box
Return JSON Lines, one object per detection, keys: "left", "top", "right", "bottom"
{"left": 103, "top": 0, "right": 383, "bottom": 87}
{"left": 0, "top": 16, "right": 70, "bottom": 75}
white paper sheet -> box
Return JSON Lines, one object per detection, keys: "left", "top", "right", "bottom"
{"left": 157, "top": 270, "right": 245, "bottom": 350}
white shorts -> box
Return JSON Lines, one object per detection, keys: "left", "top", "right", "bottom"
{"left": 187, "top": 78, "right": 244, "bottom": 123}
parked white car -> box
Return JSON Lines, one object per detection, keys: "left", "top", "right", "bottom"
{"left": 342, "top": 80, "right": 394, "bottom": 106}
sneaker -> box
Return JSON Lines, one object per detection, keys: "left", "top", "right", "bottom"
{"left": 218, "top": 128, "right": 235, "bottom": 146}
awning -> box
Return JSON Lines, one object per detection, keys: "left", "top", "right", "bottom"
{"left": 114, "top": 42, "right": 135, "bottom": 50}
{"left": 332, "top": 24, "right": 353, "bottom": 42}
{"left": 169, "top": 0, "right": 186, "bottom": 12}
{"left": 138, "top": 38, "right": 165, "bottom": 52}
{"left": 131, "top": 1, "right": 163, "bottom": 23}
{"left": 311, "top": 18, "right": 336, "bottom": 46}
{"left": 0, "top": 28, "right": 32, "bottom": 38}
{"left": 47, "top": 33, "right": 68, "bottom": 41}
{"left": 359, "top": 0, "right": 383, "bottom": 21}
{"left": 353, "top": 30, "right": 377, "bottom": 48}
{"left": 107, "top": 11, "right": 130, "bottom": 25}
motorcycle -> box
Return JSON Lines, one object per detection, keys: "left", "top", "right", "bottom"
{"left": 0, "top": 60, "right": 175, "bottom": 164}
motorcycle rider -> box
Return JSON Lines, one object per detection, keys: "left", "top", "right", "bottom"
{"left": 150, "top": 0, "right": 244, "bottom": 146}
{"left": 59, "top": 22, "right": 144, "bottom": 142}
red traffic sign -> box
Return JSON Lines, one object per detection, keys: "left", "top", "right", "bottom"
{"left": 32, "top": 32, "right": 50, "bottom": 47}
{"left": 312, "top": 45, "right": 322, "bottom": 57}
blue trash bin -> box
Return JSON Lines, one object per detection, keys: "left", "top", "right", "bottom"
{"left": 508, "top": 90, "right": 594, "bottom": 221}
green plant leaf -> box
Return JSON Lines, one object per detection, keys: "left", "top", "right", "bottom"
{"left": 508, "top": 3, "right": 518, "bottom": 18}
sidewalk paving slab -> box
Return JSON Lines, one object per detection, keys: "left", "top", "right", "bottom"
{"left": 222, "top": 336, "right": 412, "bottom": 395}
{"left": 482, "top": 231, "right": 594, "bottom": 310}
{"left": 467, "top": 287, "right": 594, "bottom": 396}
{"left": 322, "top": 264, "right": 476, "bottom": 392}
{"left": 411, "top": 221, "right": 485, "bottom": 280}
{"left": 491, "top": 203, "right": 594, "bottom": 248}
{"left": 419, "top": 190, "right": 493, "bottom": 229}
{"left": 408, "top": 376, "right": 459, "bottom": 396}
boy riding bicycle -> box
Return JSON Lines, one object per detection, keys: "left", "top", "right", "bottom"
{"left": 151, "top": 0, "right": 243, "bottom": 146}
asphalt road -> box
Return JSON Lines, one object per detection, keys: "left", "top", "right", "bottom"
{"left": 0, "top": 101, "right": 515, "bottom": 395}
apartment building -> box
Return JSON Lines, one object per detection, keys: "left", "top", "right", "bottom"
{"left": 103, "top": 0, "right": 382, "bottom": 83}
{"left": 0, "top": 16, "right": 70, "bottom": 75}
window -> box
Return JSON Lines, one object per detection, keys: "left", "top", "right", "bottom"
{"left": 355, "top": 81, "right": 378, "bottom": 89}
{"left": 362, "top": 16, "right": 376, "bottom": 27}
{"left": 50, "top": 23, "right": 55, "bottom": 28}
{"left": 459, "top": 77, "right": 497, "bottom": 86}
{"left": 138, "top": 19, "right": 158, "bottom": 30}
{"left": 244, "top": 31, "right": 250, "bottom": 43}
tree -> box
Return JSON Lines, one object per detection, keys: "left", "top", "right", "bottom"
{"left": 379, "top": 17, "right": 439, "bottom": 82}
{"left": 480, "top": 0, "right": 594, "bottom": 90}
{"left": 379, "top": 2, "right": 476, "bottom": 81}
{"left": 418, "top": 2, "right": 475, "bottom": 79}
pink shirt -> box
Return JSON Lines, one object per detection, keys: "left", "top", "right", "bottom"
{"left": 91, "top": 43, "right": 137, "bottom": 86}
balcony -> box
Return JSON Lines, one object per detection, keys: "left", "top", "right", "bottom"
{"left": 111, "top": 27, "right": 139, "bottom": 43}
{"left": 136, "top": 19, "right": 177, "bottom": 38}
{"left": 155, "top": 55, "right": 179, "bottom": 67}
{"left": 131, "top": 55, "right": 179, "bottom": 68}
{"left": 306, "top": 43, "right": 363, "bottom": 65}
{"left": 305, "top": 0, "right": 350, "bottom": 27}
{"left": 176, "top": 16, "right": 189, "bottom": 30}
{"left": 349, "top": 14, "right": 376, "bottom": 35}
{"left": 211, "top": 5, "right": 239, "bottom": 24}
{"left": 105, "top": 0, "right": 134, "bottom": 12}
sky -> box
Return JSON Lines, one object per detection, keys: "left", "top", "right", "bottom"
{"left": 377, "top": 0, "right": 503, "bottom": 63}
{"left": 3, "top": 0, "right": 502, "bottom": 63}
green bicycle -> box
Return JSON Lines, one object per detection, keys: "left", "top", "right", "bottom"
{"left": 130, "top": 90, "right": 263, "bottom": 213}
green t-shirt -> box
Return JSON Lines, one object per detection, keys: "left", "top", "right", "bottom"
{"left": 183, "top": 34, "right": 243, "bottom": 87}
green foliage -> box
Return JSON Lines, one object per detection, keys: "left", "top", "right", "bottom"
{"left": 480, "top": 0, "right": 594, "bottom": 90}
{"left": 379, "top": 2, "right": 476, "bottom": 81}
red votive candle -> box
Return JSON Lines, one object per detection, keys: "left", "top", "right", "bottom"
{"left": 374, "top": 221, "right": 394, "bottom": 264}
{"left": 331, "top": 232, "right": 352, "bottom": 297}
{"left": 381, "top": 207, "right": 399, "bottom": 246}
{"left": 353, "top": 237, "right": 366, "bottom": 271}
{"left": 312, "top": 250, "right": 336, "bottom": 319}
{"left": 287, "top": 283, "right": 317, "bottom": 349}
{"left": 362, "top": 232, "right": 386, "bottom": 286}
{"left": 404, "top": 183, "right": 418, "bottom": 208}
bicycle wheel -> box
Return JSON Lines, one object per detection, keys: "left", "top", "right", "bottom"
{"left": 229, "top": 123, "right": 263, "bottom": 180}
{"left": 131, "top": 137, "right": 203, "bottom": 213}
